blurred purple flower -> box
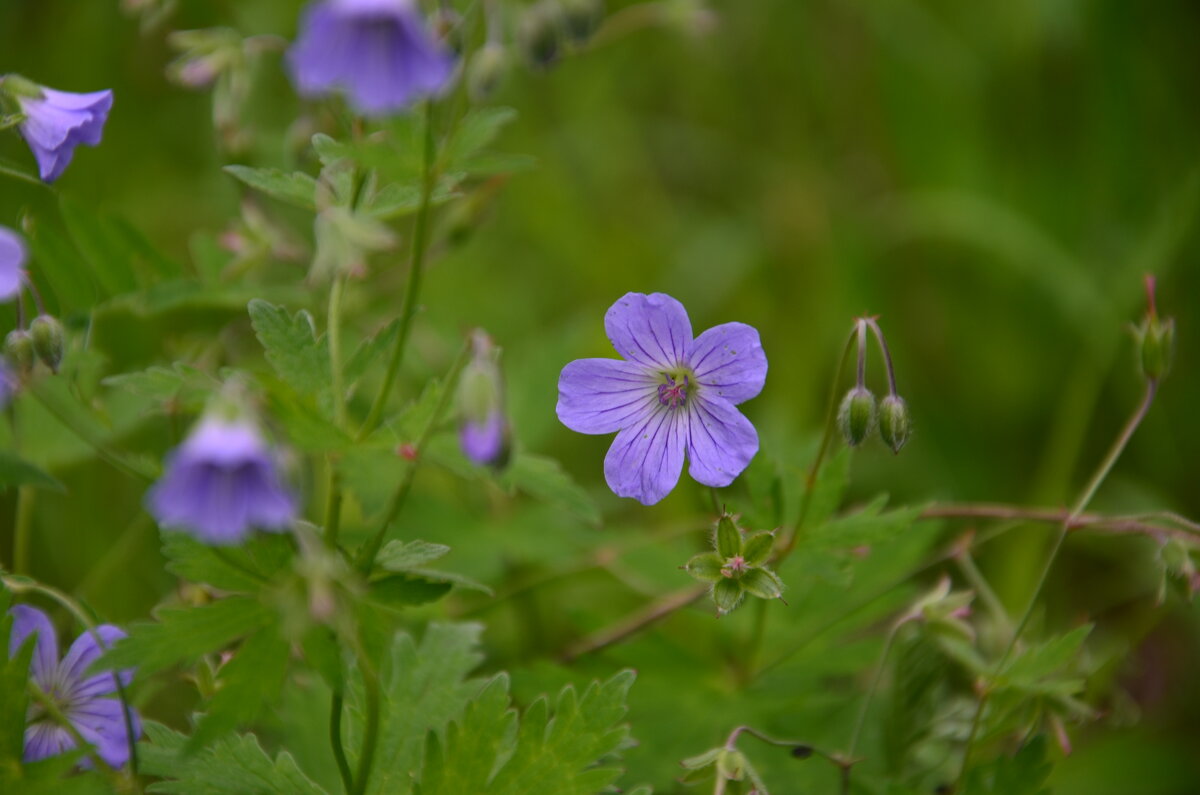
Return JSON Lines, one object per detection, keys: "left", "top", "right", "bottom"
{"left": 460, "top": 411, "right": 507, "bottom": 466}
{"left": 0, "top": 225, "right": 26, "bottom": 302}
{"left": 7, "top": 605, "right": 140, "bottom": 769}
{"left": 557, "top": 292, "right": 767, "bottom": 505}
{"left": 146, "top": 416, "right": 297, "bottom": 545}
{"left": 287, "top": 0, "right": 455, "bottom": 117}
{"left": 15, "top": 87, "right": 113, "bottom": 182}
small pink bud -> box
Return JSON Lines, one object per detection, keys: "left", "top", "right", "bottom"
{"left": 397, "top": 443, "right": 418, "bottom": 461}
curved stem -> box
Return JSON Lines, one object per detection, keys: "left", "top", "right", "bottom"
{"left": 355, "top": 336, "right": 470, "bottom": 573}
{"left": 955, "top": 378, "right": 1158, "bottom": 787}
{"left": 846, "top": 622, "right": 900, "bottom": 760}
{"left": 864, "top": 317, "right": 898, "bottom": 396}
{"left": 330, "top": 690, "right": 354, "bottom": 794}
{"left": 358, "top": 100, "right": 438, "bottom": 441}
{"left": 351, "top": 635, "right": 382, "bottom": 795}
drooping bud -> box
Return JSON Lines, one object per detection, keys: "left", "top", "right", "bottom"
{"left": 878, "top": 394, "right": 911, "bottom": 454}
{"left": 518, "top": 1, "right": 565, "bottom": 68}
{"left": 1134, "top": 275, "right": 1175, "bottom": 382}
{"left": 560, "top": 0, "right": 605, "bottom": 45}
{"left": 29, "top": 315, "right": 65, "bottom": 373}
{"left": 838, "top": 386, "right": 877, "bottom": 447}
{"left": 467, "top": 43, "right": 509, "bottom": 101}
{"left": 5, "top": 329, "right": 35, "bottom": 376}
{"left": 457, "top": 330, "right": 511, "bottom": 468}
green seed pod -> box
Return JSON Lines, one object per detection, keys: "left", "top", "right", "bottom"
{"left": 712, "top": 577, "right": 744, "bottom": 615}
{"left": 837, "top": 386, "right": 877, "bottom": 447}
{"left": 560, "top": 0, "right": 605, "bottom": 45}
{"left": 5, "top": 329, "right": 35, "bottom": 376}
{"left": 715, "top": 513, "right": 742, "bottom": 559}
{"left": 878, "top": 394, "right": 911, "bottom": 454}
{"left": 518, "top": 1, "right": 564, "bottom": 68}
{"left": 30, "top": 315, "right": 65, "bottom": 373}
{"left": 467, "top": 43, "right": 508, "bottom": 102}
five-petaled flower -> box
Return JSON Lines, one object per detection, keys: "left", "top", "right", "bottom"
{"left": 7, "top": 605, "right": 140, "bottom": 768}
{"left": 288, "top": 0, "right": 455, "bottom": 117}
{"left": 0, "top": 224, "right": 27, "bottom": 302}
{"left": 146, "top": 414, "right": 297, "bottom": 545}
{"left": 557, "top": 292, "right": 768, "bottom": 505}
{"left": 13, "top": 84, "right": 113, "bottom": 182}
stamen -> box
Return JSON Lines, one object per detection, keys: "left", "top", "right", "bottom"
{"left": 657, "top": 373, "right": 689, "bottom": 409}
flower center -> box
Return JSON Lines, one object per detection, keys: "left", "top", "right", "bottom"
{"left": 657, "top": 373, "right": 690, "bottom": 409}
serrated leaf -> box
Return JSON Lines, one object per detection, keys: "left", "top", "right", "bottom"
{"left": 368, "top": 573, "right": 453, "bottom": 608}
{"left": 999, "top": 625, "right": 1092, "bottom": 690}
{"left": 416, "top": 670, "right": 637, "bottom": 795}
{"left": 102, "top": 596, "right": 273, "bottom": 676}
{"left": 499, "top": 453, "right": 600, "bottom": 526}
{"left": 343, "top": 623, "right": 487, "bottom": 795}
{"left": 187, "top": 627, "right": 290, "bottom": 752}
{"left": 0, "top": 450, "right": 65, "bottom": 492}
{"left": 139, "top": 721, "right": 326, "bottom": 794}
{"left": 103, "top": 363, "right": 213, "bottom": 412}
{"left": 364, "top": 178, "right": 458, "bottom": 220}
{"left": 224, "top": 165, "right": 317, "bottom": 210}
{"left": 961, "top": 735, "right": 1051, "bottom": 795}
{"left": 247, "top": 299, "right": 331, "bottom": 397}
{"left": 162, "top": 533, "right": 274, "bottom": 592}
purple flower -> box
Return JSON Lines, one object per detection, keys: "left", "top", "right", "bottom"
{"left": 146, "top": 416, "right": 297, "bottom": 545}
{"left": 7, "top": 605, "right": 140, "bottom": 769}
{"left": 0, "top": 225, "right": 26, "bottom": 302}
{"left": 557, "top": 293, "right": 768, "bottom": 505}
{"left": 460, "top": 411, "right": 508, "bottom": 466}
{"left": 287, "top": 0, "right": 455, "bottom": 117}
{"left": 15, "top": 86, "right": 113, "bottom": 182}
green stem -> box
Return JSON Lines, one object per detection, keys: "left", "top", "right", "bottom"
{"left": 351, "top": 635, "right": 382, "bottom": 795}
{"left": 330, "top": 690, "right": 354, "bottom": 794}
{"left": 777, "top": 323, "right": 859, "bottom": 561}
{"left": 30, "top": 381, "right": 155, "bottom": 481}
{"left": 325, "top": 274, "right": 348, "bottom": 548}
{"left": 955, "top": 378, "right": 1158, "bottom": 787}
{"left": 355, "top": 336, "right": 471, "bottom": 573}
{"left": 358, "top": 100, "right": 438, "bottom": 442}
{"left": 955, "top": 550, "right": 1013, "bottom": 639}
{"left": 14, "top": 485, "right": 34, "bottom": 575}
{"left": 846, "top": 622, "right": 900, "bottom": 760}
{"left": 27, "top": 680, "right": 112, "bottom": 773}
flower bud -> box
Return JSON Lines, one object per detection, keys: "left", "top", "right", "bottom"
{"left": 518, "top": 2, "right": 565, "bottom": 68}
{"left": 715, "top": 748, "right": 748, "bottom": 781}
{"left": 30, "top": 315, "right": 65, "bottom": 373}
{"left": 467, "top": 43, "right": 509, "bottom": 102}
{"left": 878, "top": 394, "right": 911, "bottom": 454}
{"left": 5, "top": 329, "right": 35, "bottom": 376}
{"left": 560, "top": 0, "right": 605, "bottom": 45}
{"left": 458, "top": 330, "right": 511, "bottom": 467}
{"left": 837, "top": 386, "right": 877, "bottom": 447}
{"left": 1136, "top": 315, "right": 1174, "bottom": 382}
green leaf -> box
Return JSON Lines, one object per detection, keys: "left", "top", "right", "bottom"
{"left": 0, "top": 450, "right": 65, "bottom": 492}
{"left": 247, "top": 299, "right": 331, "bottom": 397}
{"left": 962, "top": 735, "right": 1052, "bottom": 795}
{"left": 187, "top": 627, "right": 291, "bottom": 751}
{"left": 344, "top": 318, "right": 401, "bottom": 387}
{"left": 60, "top": 196, "right": 140, "bottom": 296}
{"left": 0, "top": 753, "right": 111, "bottom": 794}
{"left": 103, "top": 363, "right": 213, "bottom": 413}
{"left": 441, "top": 108, "right": 533, "bottom": 177}
{"left": 368, "top": 573, "right": 453, "bottom": 608}
{"left": 139, "top": 721, "right": 326, "bottom": 794}
{"left": 24, "top": 215, "right": 96, "bottom": 311}
{"left": 417, "top": 669, "right": 638, "bottom": 795}
{"left": 499, "top": 453, "right": 600, "bottom": 526}
{"left": 999, "top": 625, "right": 1092, "bottom": 691}
{"left": 364, "top": 178, "right": 458, "bottom": 220}
{"left": 344, "top": 623, "right": 487, "bottom": 795}
{"left": 162, "top": 533, "right": 271, "bottom": 593}
{"left": 375, "top": 540, "right": 452, "bottom": 571}
{"left": 102, "top": 596, "right": 273, "bottom": 677}
{"left": 224, "top": 165, "right": 317, "bottom": 210}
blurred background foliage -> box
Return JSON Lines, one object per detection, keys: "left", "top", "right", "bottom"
{"left": 2, "top": 0, "right": 1199, "bottom": 792}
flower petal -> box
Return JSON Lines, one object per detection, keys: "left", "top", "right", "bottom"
{"left": 59, "top": 625, "right": 131, "bottom": 700}
{"left": 685, "top": 394, "right": 759, "bottom": 487}
{"left": 0, "top": 226, "right": 27, "bottom": 302}
{"left": 557, "top": 357, "right": 659, "bottom": 434}
{"left": 460, "top": 411, "right": 508, "bottom": 465}
{"left": 604, "top": 292, "right": 693, "bottom": 370}
{"left": 69, "top": 698, "right": 140, "bottom": 769}
{"left": 687, "top": 322, "right": 767, "bottom": 405}
{"left": 8, "top": 605, "right": 58, "bottom": 687}
{"left": 24, "top": 722, "right": 75, "bottom": 763}
{"left": 603, "top": 405, "right": 686, "bottom": 505}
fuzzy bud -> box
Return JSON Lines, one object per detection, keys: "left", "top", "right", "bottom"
{"left": 838, "top": 386, "right": 877, "bottom": 447}
{"left": 560, "top": 0, "right": 605, "bottom": 45}
{"left": 458, "top": 330, "right": 511, "bottom": 467}
{"left": 468, "top": 43, "right": 509, "bottom": 101}
{"left": 1136, "top": 315, "right": 1174, "bottom": 382}
{"left": 30, "top": 315, "right": 65, "bottom": 373}
{"left": 518, "top": 2, "right": 564, "bottom": 68}
{"left": 5, "top": 329, "right": 35, "bottom": 376}
{"left": 878, "top": 394, "right": 911, "bottom": 454}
